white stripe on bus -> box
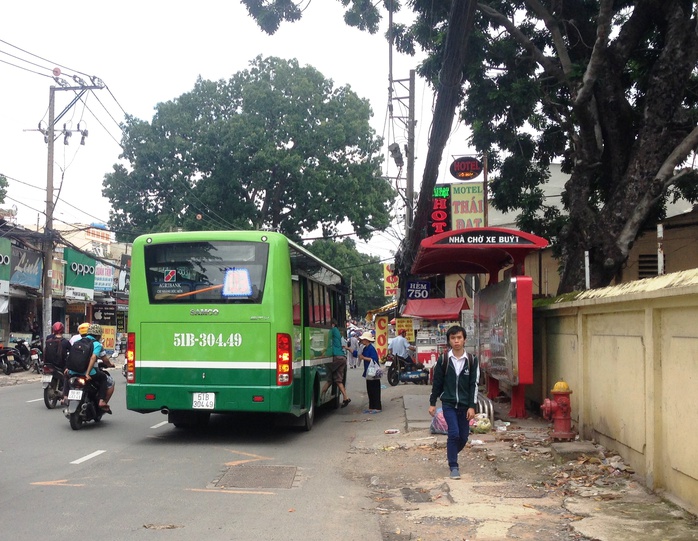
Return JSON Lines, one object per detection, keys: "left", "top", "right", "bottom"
{"left": 137, "top": 357, "right": 334, "bottom": 370}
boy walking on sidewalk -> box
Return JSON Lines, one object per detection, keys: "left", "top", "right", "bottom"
{"left": 428, "top": 325, "right": 479, "bottom": 479}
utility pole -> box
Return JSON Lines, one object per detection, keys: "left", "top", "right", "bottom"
{"left": 41, "top": 75, "right": 104, "bottom": 340}
{"left": 406, "top": 70, "right": 415, "bottom": 233}
{"left": 389, "top": 71, "right": 416, "bottom": 235}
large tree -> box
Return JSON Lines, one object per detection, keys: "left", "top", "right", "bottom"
{"left": 244, "top": 1, "right": 698, "bottom": 294}
{"left": 306, "top": 237, "right": 387, "bottom": 318}
{"left": 103, "top": 56, "right": 394, "bottom": 242}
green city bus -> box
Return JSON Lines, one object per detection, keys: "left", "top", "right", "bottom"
{"left": 125, "top": 230, "right": 347, "bottom": 430}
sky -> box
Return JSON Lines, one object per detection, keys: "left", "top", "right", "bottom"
{"left": 0, "top": 1, "right": 476, "bottom": 261}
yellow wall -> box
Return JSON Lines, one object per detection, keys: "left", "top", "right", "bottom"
{"left": 533, "top": 269, "right": 698, "bottom": 514}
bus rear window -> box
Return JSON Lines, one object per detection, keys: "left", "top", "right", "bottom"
{"left": 144, "top": 241, "right": 269, "bottom": 304}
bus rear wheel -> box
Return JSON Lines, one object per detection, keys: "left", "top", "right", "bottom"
{"left": 301, "top": 395, "right": 315, "bottom": 431}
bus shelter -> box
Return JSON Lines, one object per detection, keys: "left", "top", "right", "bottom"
{"left": 410, "top": 227, "right": 548, "bottom": 417}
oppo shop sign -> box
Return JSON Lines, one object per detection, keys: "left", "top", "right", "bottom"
{"left": 64, "top": 248, "right": 96, "bottom": 301}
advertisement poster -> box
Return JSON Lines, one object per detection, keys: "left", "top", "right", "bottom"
{"left": 101, "top": 325, "right": 116, "bottom": 351}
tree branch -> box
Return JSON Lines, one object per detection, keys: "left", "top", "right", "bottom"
{"left": 575, "top": 0, "right": 613, "bottom": 107}
{"left": 478, "top": 3, "right": 567, "bottom": 84}
{"left": 617, "top": 125, "right": 698, "bottom": 253}
{"left": 525, "top": 0, "right": 574, "bottom": 76}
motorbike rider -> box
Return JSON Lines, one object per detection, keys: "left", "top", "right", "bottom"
{"left": 44, "top": 322, "right": 71, "bottom": 370}
{"left": 389, "top": 329, "right": 421, "bottom": 368}
{"left": 70, "top": 322, "right": 90, "bottom": 345}
{"left": 65, "top": 323, "right": 111, "bottom": 413}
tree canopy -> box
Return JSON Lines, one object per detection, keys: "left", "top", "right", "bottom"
{"left": 103, "top": 56, "right": 394, "bottom": 242}
{"left": 306, "top": 237, "right": 387, "bottom": 318}
{"left": 245, "top": 1, "right": 698, "bottom": 294}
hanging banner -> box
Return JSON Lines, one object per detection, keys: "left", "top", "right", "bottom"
{"left": 51, "top": 258, "right": 65, "bottom": 297}
{"left": 451, "top": 182, "right": 485, "bottom": 230}
{"left": 383, "top": 263, "right": 399, "bottom": 297}
{"left": 374, "top": 315, "right": 389, "bottom": 360}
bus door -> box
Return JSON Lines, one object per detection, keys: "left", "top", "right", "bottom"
{"left": 291, "top": 277, "right": 305, "bottom": 410}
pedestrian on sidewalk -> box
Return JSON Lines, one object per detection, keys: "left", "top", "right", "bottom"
{"left": 358, "top": 331, "right": 381, "bottom": 413}
{"left": 428, "top": 325, "right": 478, "bottom": 480}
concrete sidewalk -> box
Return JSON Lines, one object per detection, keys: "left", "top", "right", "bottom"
{"left": 341, "top": 369, "right": 698, "bottom": 541}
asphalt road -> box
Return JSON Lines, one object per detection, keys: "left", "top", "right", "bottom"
{"left": 0, "top": 368, "right": 380, "bottom": 541}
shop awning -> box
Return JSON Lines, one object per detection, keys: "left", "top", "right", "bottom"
{"left": 401, "top": 297, "right": 470, "bottom": 320}
{"left": 365, "top": 300, "right": 398, "bottom": 322}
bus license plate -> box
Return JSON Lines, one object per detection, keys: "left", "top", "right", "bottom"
{"left": 192, "top": 392, "right": 215, "bottom": 409}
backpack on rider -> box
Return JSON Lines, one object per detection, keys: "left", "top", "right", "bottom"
{"left": 66, "top": 336, "right": 94, "bottom": 373}
{"left": 44, "top": 322, "right": 69, "bottom": 369}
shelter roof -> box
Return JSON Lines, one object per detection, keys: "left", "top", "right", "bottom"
{"left": 411, "top": 227, "right": 548, "bottom": 279}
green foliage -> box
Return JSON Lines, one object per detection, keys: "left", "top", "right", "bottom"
{"left": 305, "top": 237, "right": 386, "bottom": 317}
{"left": 0, "top": 175, "right": 7, "bottom": 205}
{"left": 103, "top": 56, "right": 394, "bottom": 243}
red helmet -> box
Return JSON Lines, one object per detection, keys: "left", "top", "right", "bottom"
{"left": 51, "top": 322, "right": 64, "bottom": 333}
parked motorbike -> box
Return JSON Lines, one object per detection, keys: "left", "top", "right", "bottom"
{"left": 0, "top": 345, "right": 28, "bottom": 374}
{"left": 41, "top": 363, "right": 65, "bottom": 409}
{"left": 15, "top": 338, "right": 42, "bottom": 373}
{"left": 63, "top": 375, "right": 105, "bottom": 430}
{"left": 385, "top": 353, "right": 430, "bottom": 386}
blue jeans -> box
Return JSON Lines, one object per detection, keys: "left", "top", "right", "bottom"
{"left": 442, "top": 404, "right": 470, "bottom": 469}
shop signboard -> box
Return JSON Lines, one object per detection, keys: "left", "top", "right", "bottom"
{"left": 394, "top": 317, "right": 415, "bottom": 342}
{"left": 64, "top": 248, "right": 96, "bottom": 301}
{"left": 116, "top": 311, "right": 127, "bottom": 333}
{"left": 429, "top": 184, "right": 451, "bottom": 235}
{"left": 94, "top": 262, "right": 114, "bottom": 291}
{"left": 450, "top": 182, "right": 485, "bottom": 230}
{"left": 406, "top": 280, "right": 430, "bottom": 299}
{"left": 0, "top": 238, "right": 10, "bottom": 297}
{"left": 10, "top": 246, "right": 43, "bottom": 289}
{"left": 93, "top": 303, "right": 117, "bottom": 325}
{"left": 449, "top": 156, "right": 483, "bottom": 180}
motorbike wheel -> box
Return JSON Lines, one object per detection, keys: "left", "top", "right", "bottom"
{"left": 69, "top": 410, "right": 84, "bottom": 430}
{"left": 3, "top": 361, "right": 12, "bottom": 375}
{"left": 20, "top": 356, "right": 31, "bottom": 371}
{"left": 44, "top": 383, "right": 59, "bottom": 409}
{"left": 387, "top": 364, "right": 399, "bottom": 387}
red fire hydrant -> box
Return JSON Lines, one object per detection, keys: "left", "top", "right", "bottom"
{"left": 541, "top": 380, "right": 576, "bottom": 441}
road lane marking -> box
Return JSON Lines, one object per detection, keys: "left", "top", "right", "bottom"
{"left": 221, "top": 448, "right": 273, "bottom": 467}
{"left": 71, "top": 450, "right": 106, "bottom": 464}
{"left": 150, "top": 421, "right": 168, "bottom": 429}
{"left": 31, "top": 479, "right": 85, "bottom": 487}
{"left": 26, "top": 398, "right": 43, "bottom": 403}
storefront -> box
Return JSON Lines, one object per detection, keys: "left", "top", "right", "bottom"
{"left": 9, "top": 244, "right": 43, "bottom": 340}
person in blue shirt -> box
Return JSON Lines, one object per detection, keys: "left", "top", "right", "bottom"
{"left": 358, "top": 331, "right": 381, "bottom": 413}
{"left": 321, "top": 319, "right": 351, "bottom": 407}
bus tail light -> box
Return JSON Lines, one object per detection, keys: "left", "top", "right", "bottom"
{"left": 276, "top": 333, "right": 292, "bottom": 386}
{"left": 126, "top": 332, "right": 136, "bottom": 384}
